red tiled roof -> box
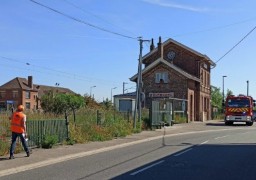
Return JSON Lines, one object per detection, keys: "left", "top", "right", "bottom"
{"left": 0, "top": 77, "right": 75, "bottom": 96}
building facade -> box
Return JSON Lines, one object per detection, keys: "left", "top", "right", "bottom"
{"left": 0, "top": 76, "right": 74, "bottom": 111}
{"left": 130, "top": 37, "right": 215, "bottom": 121}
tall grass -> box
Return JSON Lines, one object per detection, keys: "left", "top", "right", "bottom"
{"left": 69, "top": 108, "right": 134, "bottom": 142}
{"left": 0, "top": 107, "right": 148, "bottom": 156}
{"left": 2, "top": 104, "right": 190, "bottom": 156}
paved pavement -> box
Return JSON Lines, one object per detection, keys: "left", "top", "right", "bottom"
{"left": 0, "top": 120, "right": 228, "bottom": 176}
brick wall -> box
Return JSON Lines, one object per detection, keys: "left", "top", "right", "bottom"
{"left": 143, "top": 63, "right": 188, "bottom": 108}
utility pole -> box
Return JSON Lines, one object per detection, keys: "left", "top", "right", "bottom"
{"left": 123, "top": 82, "right": 128, "bottom": 94}
{"left": 222, "top": 76, "right": 227, "bottom": 113}
{"left": 133, "top": 37, "right": 150, "bottom": 129}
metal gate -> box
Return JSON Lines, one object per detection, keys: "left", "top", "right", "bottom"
{"left": 150, "top": 101, "right": 173, "bottom": 127}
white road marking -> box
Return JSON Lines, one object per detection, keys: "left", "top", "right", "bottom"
{"left": 130, "top": 160, "right": 165, "bottom": 176}
{"left": 200, "top": 140, "right": 209, "bottom": 145}
{"left": 215, "top": 135, "right": 228, "bottom": 140}
{"left": 174, "top": 148, "right": 193, "bottom": 157}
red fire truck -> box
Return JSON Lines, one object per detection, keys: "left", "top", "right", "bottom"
{"left": 224, "top": 95, "right": 255, "bottom": 126}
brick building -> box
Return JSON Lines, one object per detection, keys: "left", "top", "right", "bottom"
{"left": 0, "top": 76, "right": 74, "bottom": 111}
{"left": 130, "top": 37, "right": 216, "bottom": 121}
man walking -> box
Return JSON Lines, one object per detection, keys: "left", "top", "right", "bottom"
{"left": 9, "top": 105, "right": 30, "bottom": 159}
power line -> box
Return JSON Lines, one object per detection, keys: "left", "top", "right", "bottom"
{"left": 0, "top": 56, "right": 122, "bottom": 85}
{"left": 62, "top": 0, "right": 137, "bottom": 36}
{"left": 164, "top": 17, "right": 256, "bottom": 38}
{"left": 30, "top": 0, "right": 137, "bottom": 40}
{"left": 214, "top": 25, "right": 256, "bottom": 65}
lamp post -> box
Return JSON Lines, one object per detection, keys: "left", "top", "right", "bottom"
{"left": 222, "top": 76, "right": 227, "bottom": 113}
{"left": 247, "top": 80, "right": 249, "bottom": 96}
{"left": 90, "top": 85, "right": 96, "bottom": 97}
{"left": 111, "top": 87, "right": 117, "bottom": 103}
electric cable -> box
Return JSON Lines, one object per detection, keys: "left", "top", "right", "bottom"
{"left": 30, "top": 0, "right": 138, "bottom": 40}
{"left": 0, "top": 56, "right": 122, "bottom": 85}
{"left": 62, "top": 0, "right": 137, "bottom": 37}
{"left": 214, "top": 25, "right": 256, "bottom": 65}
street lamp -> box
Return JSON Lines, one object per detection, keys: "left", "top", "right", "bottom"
{"left": 111, "top": 87, "right": 117, "bottom": 103}
{"left": 247, "top": 80, "right": 249, "bottom": 96}
{"left": 90, "top": 86, "right": 96, "bottom": 97}
{"left": 222, "top": 76, "right": 227, "bottom": 113}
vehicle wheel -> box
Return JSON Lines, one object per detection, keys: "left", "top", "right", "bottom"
{"left": 225, "top": 121, "right": 229, "bottom": 125}
{"left": 246, "top": 122, "right": 253, "bottom": 126}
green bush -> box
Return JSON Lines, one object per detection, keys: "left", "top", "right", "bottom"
{"left": 41, "top": 135, "right": 58, "bottom": 149}
{"left": 174, "top": 115, "right": 187, "bottom": 124}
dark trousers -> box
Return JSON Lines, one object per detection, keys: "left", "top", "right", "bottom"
{"left": 10, "top": 132, "right": 29, "bottom": 156}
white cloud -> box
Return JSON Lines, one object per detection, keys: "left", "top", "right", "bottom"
{"left": 142, "top": 0, "right": 210, "bottom": 12}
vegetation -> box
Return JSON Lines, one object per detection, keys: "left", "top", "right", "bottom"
{"left": 0, "top": 94, "right": 143, "bottom": 156}
{"left": 2, "top": 86, "right": 226, "bottom": 155}
{"left": 211, "top": 86, "right": 223, "bottom": 111}
{"left": 41, "top": 135, "right": 58, "bottom": 149}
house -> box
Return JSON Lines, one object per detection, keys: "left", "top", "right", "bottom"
{"left": 0, "top": 76, "right": 75, "bottom": 111}
{"left": 130, "top": 37, "right": 216, "bottom": 122}
{"left": 113, "top": 92, "right": 136, "bottom": 113}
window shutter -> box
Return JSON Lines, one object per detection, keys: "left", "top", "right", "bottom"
{"left": 162, "top": 72, "right": 168, "bottom": 83}
{"left": 155, "top": 73, "right": 161, "bottom": 83}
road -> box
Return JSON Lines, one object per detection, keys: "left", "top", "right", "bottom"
{"left": 2, "top": 122, "right": 256, "bottom": 180}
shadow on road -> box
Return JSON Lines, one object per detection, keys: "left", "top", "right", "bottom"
{"left": 205, "top": 122, "right": 248, "bottom": 127}
{"left": 112, "top": 143, "right": 256, "bottom": 180}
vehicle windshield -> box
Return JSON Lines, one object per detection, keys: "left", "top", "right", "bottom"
{"left": 227, "top": 99, "right": 250, "bottom": 107}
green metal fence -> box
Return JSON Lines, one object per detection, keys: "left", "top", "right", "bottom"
{"left": 26, "top": 119, "right": 67, "bottom": 148}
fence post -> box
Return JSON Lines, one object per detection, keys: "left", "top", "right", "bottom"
{"left": 97, "top": 110, "right": 101, "bottom": 125}
{"left": 65, "top": 111, "right": 70, "bottom": 141}
{"left": 127, "top": 110, "right": 130, "bottom": 122}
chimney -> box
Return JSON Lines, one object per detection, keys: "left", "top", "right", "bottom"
{"left": 150, "top": 38, "right": 155, "bottom": 51}
{"left": 28, "top": 76, "right": 33, "bottom": 88}
{"left": 157, "top": 36, "right": 163, "bottom": 59}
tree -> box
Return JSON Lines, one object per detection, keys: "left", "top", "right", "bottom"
{"left": 211, "top": 86, "right": 223, "bottom": 111}
{"left": 226, "top": 89, "right": 233, "bottom": 97}
{"left": 67, "top": 94, "right": 84, "bottom": 123}
{"left": 40, "top": 90, "right": 56, "bottom": 113}
{"left": 41, "top": 92, "right": 84, "bottom": 118}
{"left": 101, "top": 98, "right": 112, "bottom": 110}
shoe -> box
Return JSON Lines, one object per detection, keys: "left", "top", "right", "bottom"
{"left": 26, "top": 151, "right": 30, "bottom": 157}
{"left": 9, "top": 155, "right": 14, "bottom": 159}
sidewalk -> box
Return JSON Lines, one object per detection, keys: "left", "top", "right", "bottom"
{"left": 0, "top": 120, "right": 224, "bottom": 176}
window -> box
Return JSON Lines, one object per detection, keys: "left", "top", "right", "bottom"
{"left": 0, "top": 91, "right": 6, "bottom": 99}
{"left": 12, "top": 91, "right": 18, "bottom": 98}
{"left": 25, "top": 102, "right": 30, "bottom": 110}
{"left": 155, "top": 72, "right": 168, "bottom": 83}
{"left": 25, "top": 91, "right": 30, "bottom": 99}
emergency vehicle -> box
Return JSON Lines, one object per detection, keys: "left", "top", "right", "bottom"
{"left": 224, "top": 95, "right": 255, "bottom": 126}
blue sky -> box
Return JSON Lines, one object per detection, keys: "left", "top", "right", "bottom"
{"left": 1, "top": 0, "right": 256, "bottom": 101}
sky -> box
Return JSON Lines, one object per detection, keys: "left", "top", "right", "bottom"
{"left": 1, "top": 0, "right": 256, "bottom": 102}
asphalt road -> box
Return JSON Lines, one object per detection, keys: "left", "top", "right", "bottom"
{"left": 2, "top": 122, "right": 256, "bottom": 180}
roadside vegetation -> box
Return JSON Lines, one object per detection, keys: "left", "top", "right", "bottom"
{"left": 0, "top": 92, "right": 146, "bottom": 156}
